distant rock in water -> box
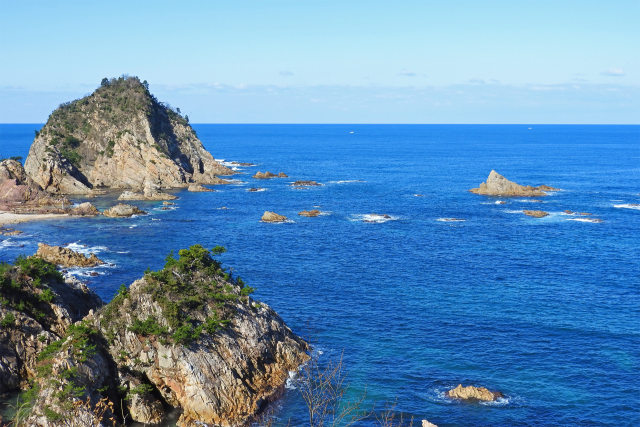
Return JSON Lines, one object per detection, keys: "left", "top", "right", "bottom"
{"left": 35, "top": 243, "right": 103, "bottom": 267}
{"left": 299, "top": 209, "right": 321, "bottom": 217}
{"left": 291, "top": 180, "right": 322, "bottom": 187}
{"left": 262, "top": 211, "right": 288, "bottom": 222}
{"left": 70, "top": 201, "right": 100, "bottom": 216}
{"left": 0, "top": 159, "right": 70, "bottom": 212}
{"left": 447, "top": 384, "right": 504, "bottom": 402}
{"left": 523, "top": 210, "right": 549, "bottom": 218}
{"left": 470, "top": 170, "right": 559, "bottom": 197}
{"left": 253, "top": 171, "right": 287, "bottom": 179}
{"left": 24, "top": 76, "right": 233, "bottom": 195}
{"left": 118, "top": 186, "right": 178, "bottom": 201}
{"left": 103, "top": 203, "right": 146, "bottom": 218}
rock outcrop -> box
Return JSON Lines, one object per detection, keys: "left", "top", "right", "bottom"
{"left": 523, "top": 210, "right": 549, "bottom": 218}
{"left": 70, "top": 201, "right": 101, "bottom": 216}
{"left": 291, "top": 180, "right": 322, "bottom": 187}
{"left": 0, "top": 258, "right": 102, "bottom": 394}
{"left": 253, "top": 171, "right": 287, "bottom": 179}
{"left": 24, "top": 76, "right": 233, "bottom": 195}
{"left": 470, "top": 170, "right": 559, "bottom": 197}
{"left": 187, "top": 183, "right": 214, "bottom": 192}
{"left": 102, "top": 203, "right": 146, "bottom": 218}
{"left": 299, "top": 209, "right": 321, "bottom": 217}
{"left": 118, "top": 187, "right": 177, "bottom": 201}
{"left": 0, "top": 159, "right": 70, "bottom": 213}
{"left": 261, "top": 211, "right": 288, "bottom": 223}
{"left": 446, "top": 384, "right": 504, "bottom": 402}
{"left": 35, "top": 243, "right": 103, "bottom": 268}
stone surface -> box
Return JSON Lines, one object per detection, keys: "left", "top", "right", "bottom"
{"left": 24, "top": 76, "right": 232, "bottom": 195}
{"left": 252, "top": 171, "right": 287, "bottom": 179}
{"left": 102, "top": 203, "right": 146, "bottom": 218}
{"left": 470, "top": 170, "right": 559, "bottom": 197}
{"left": 35, "top": 243, "right": 103, "bottom": 267}
{"left": 118, "top": 189, "right": 178, "bottom": 201}
{"left": 523, "top": 210, "right": 549, "bottom": 218}
{"left": 422, "top": 420, "right": 438, "bottom": 427}
{"left": 446, "top": 384, "right": 503, "bottom": 402}
{"left": 187, "top": 183, "right": 214, "bottom": 192}
{"left": 262, "top": 211, "right": 288, "bottom": 222}
{"left": 70, "top": 202, "right": 100, "bottom": 216}
{"left": 298, "top": 209, "right": 321, "bottom": 217}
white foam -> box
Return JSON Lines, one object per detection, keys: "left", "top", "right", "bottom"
{"left": 515, "top": 199, "right": 544, "bottom": 203}
{"left": 327, "top": 179, "right": 366, "bottom": 184}
{"left": 225, "top": 179, "right": 247, "bottom": 185}
{"left": 480, "top": 396, "right": 512, "bottom": 406}
{"left": 566, "top": 218, "right": 603, "bottom": 223}
{"left": 246, "top": 188, "right": 267, "bottom": 192}
{"left": 64, "top": 242, "right": 108, "bottom": 255}
{"left": 504, "top": 209, "right": 522, "bottom": 214}
{"left": 614, "top": 203, "right": 640, "bottom": 211}
{"left": 129, "top": 224, "right": 138, "bottom": 229}
{"left": 351, "top": 214, "right": 399, "bottom": 224}
{"left": 436, "top": 218, "right": 466, "bottom": 222}
{"left": 0, "top": 238, "right": 23, "bottom": 249}
{"left": 285, "top": 371, "right": 298, "bottom": 390}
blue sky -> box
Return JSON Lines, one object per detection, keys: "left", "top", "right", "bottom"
{"left": 1, "top": 0, "right": 638, "bottom": 123}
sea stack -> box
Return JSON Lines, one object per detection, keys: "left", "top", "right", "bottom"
{"left": 24, "top": 76, "right": 233, "bottom": 195}
{"left": 470, "top": 170, "right": 558, "bottom": 197}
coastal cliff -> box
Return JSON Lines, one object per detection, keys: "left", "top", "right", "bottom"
{"left": 0, "top": 159, "right": 69, "bottom": 212}
{"left": 24, "top": 76, "right": 232, "bottom": 195}
{"left": 2, "top": 245, "right": 308, "bottom": 426}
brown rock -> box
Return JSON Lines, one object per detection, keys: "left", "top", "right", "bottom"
{"left": 162, "top": 201, "right": 175, "bottom": 206}
{"left": 103, "top": 203, "right": 146, "bottom": 218}
{"left": 299, "top": 209, "right": 321, "bottom": 217}
{"left": 118, "top": 190, "right": 178, "bottom": 201}
{"left": 70, "top": 202, "right": 100, "bottom": 216}
{"left": 35, "top": 243, "right": 103, "bottom": 268}
{"left": 470, "top": 170, "right": 559, "bottom": 197}
{"left": 187, "top": 183, "right": 214, "bottom": 192}
{"left": 0, "top": 227, "right": 23, "bottom": 236}
{"left": 446, "top": 384, "right": 503, "bottom": 402}
{"left": 261, "top": 211, "right": 288, "bottom": 223}
{"left": 248, "top": 187, "right": 264, "bottom": 192}
{"left": 291, "top": 180, "right": 322, "bottom": 186}
{"left": 523, "top": 210, "right": 549, "bottom": 218}
{"left": 564, "top": 210, "right": 574, "bottom": 214}
{"left": 253, "top": 171, "right": 279, "bottom": 179}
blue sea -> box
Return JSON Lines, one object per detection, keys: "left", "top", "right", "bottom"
{"left": 1, "top": 124, "right": 639, "bottom": 426}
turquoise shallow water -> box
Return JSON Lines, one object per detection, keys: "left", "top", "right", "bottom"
{"left": 1, "top": 124, "right": 639, "bottom": 426}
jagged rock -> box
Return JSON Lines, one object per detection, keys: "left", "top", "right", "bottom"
{"left": 523, "top": 210, "right": 549, "bottom": 218}
{"left": 299, "top": 209, "right": 321, "bottom": 217}
{"left": 35, "top": 243, "right": 103, "bottom": 268}
{"left": 0, "top": 227, "right": 23, "bottom": 236}
{"left": 162, "top": 201, "right": 175, "bottom": 206}
{"left": 93, "top": 245, "right": 308, "bottom": 426}
{"left": 70, "top": 202, "right": 100, "bottom": 216}
{"left": 187, "top": 183, "right": 214, "bottom": 192}
{"left": 470, "top": 170, "right": 559, "bottom": 197}
{"left": 447, "top": 384, "right": 503, "bottom": 402}
{"left": 24, "top": 76, "right": 232, "bottom": 195}
{"left": 291, "top": 180, "right": 322, "bottom": 186}
{"left": 119, "top": 373, "right": 164, "bottom": 424}
{"left": 0, "top": 159, "right": 70, "bottom": 213}
{"left": 103, "top": 203, "right": 146, "bottom": 218}
{"left": 0, "top": 259, "right": 102, "bottom": 394}
{"left": 118, "top": 190, "right": 177, "bottom": 201}
{"left": 253, "top": 171, "right": 287, "bottom": 179}
{"left": 261, "top": 211, "right": 288, "bottom": 222}
{"left": 248, "top": 187, "right": 264, "bottom": 192}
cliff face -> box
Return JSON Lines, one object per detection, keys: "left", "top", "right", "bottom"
{"left": 0, "top": 159, "right": 69, "bottom": 211}
{"left": 11, "top": 245, "right": 308, "bottom": 426}
{"left": 24, "top": 76, "right": 232, "bottom": 194}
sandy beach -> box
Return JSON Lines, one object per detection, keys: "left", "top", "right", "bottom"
{"left": 0, "top": 211, "right": 69, "bottom": 226}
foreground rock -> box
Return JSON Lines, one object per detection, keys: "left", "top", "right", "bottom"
{"left": 470, "top": 170, "right": 559, "bottom": 197}
{"left": 447, "top": 384, "right": 504, "bottom": 402}
{"left": 523, "top": 210, "right": 549, "bottom": 218}
{"left": 118, "top": 187, "right": 178, "bottom": 201}
{"left": 102, "top": 203, "right": 146, "bottom": 218}
{"left": 299, "top": 209, "right": 321, "bottom": 217}
{"left": 253, "top": 171, "right": 287, "bottom": 179}
{"left": 262, "top": 211, "right": 288, "bottom": 222}
{"left": 24, "top": 76, "right": 232, "bottom": 195}
{"left": 35, "top": 243, "right": 103, "bottom": 268}
{"left": 0, "top": 257, "right": 102, "bottom": 394}
{"left": 187, "top": 183, "right": 214, "bottom": 192}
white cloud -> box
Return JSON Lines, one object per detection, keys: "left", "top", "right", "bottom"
{"left": 601, "top": 68, "right": 625, "bottom": 76}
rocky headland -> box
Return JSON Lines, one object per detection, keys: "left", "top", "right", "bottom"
{"left": 1, "top": 245, "right": 309, "bottom": 426}
{"left": 24, "top": 76, "right": 233, "bottom": 195}
{"left": 470, "top": 170, "right": 559, "bottom": 197}
{"left": 35, "top": 243, "right": 104, "bottom": 268}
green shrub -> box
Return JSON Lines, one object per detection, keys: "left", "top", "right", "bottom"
{"left": 128, "top": 316, "right": 167, "bottom": 336}
{"left": 1, "top": 312, "right": 16, "bottom": 327}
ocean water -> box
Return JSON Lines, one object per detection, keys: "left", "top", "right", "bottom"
{"left": 1, "top": 124, "right": 639, "bottom": 426}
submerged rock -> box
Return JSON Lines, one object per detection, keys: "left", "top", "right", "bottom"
{"left": 470, "top": 170, "right": 559, "bottom": 197}
{"left": 35, "top": 243, "right": 103, "bottom": 268}
{"left": 103, "top": 203, "right": 146, "bottom": 218}
{"left": 298, "top": 209, "right": 321, "bottom": 217}
{"left": 291, "top": 180, "right": 322, "bottom": 186}
{"left": 523, "top": 210, "right": 549, "bottom": 218}
{"left": 24, "top": 76, "right": 232, "bottom": 195}
{"left": 447, "top": 384, "right": 503, "bottom": 402}
{"left": 261, "top": 211, "right": 288, "bottom": 222}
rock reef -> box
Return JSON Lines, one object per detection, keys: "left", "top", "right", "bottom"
{"left": 253, "top": 171, "right": 287, "bottom": 179}
{"left": 299, "top": 209, "right": 321, "bottom": 217}
{"left": 261, "top": 211, "right": 288, "bottom": 223}
{"left": 102, "top": 203, "right": 146, "bottom": 218}
{"left": 35, "top": 243, "right": 103, "bottom": 268}
{"left": 24, "top": 76, "right": 232, "bottom": 195}
{"left": 523, "top": 210, "right": 549, "bottom": 218}
{"left": 470, "top": 170, "right": 558, "bottom": 197}
{"left": 447, "top": 384, "right": 504, "bottom": 402}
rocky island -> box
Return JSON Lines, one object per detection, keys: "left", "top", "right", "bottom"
{"left": 1, "top": 245, "right": 308, "bottom": 425}
{"left": 470, "top": 170, "right": 558, "bottom": 197}
{"left": 24, "top": 76, "right": 232, "bottom": 195}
